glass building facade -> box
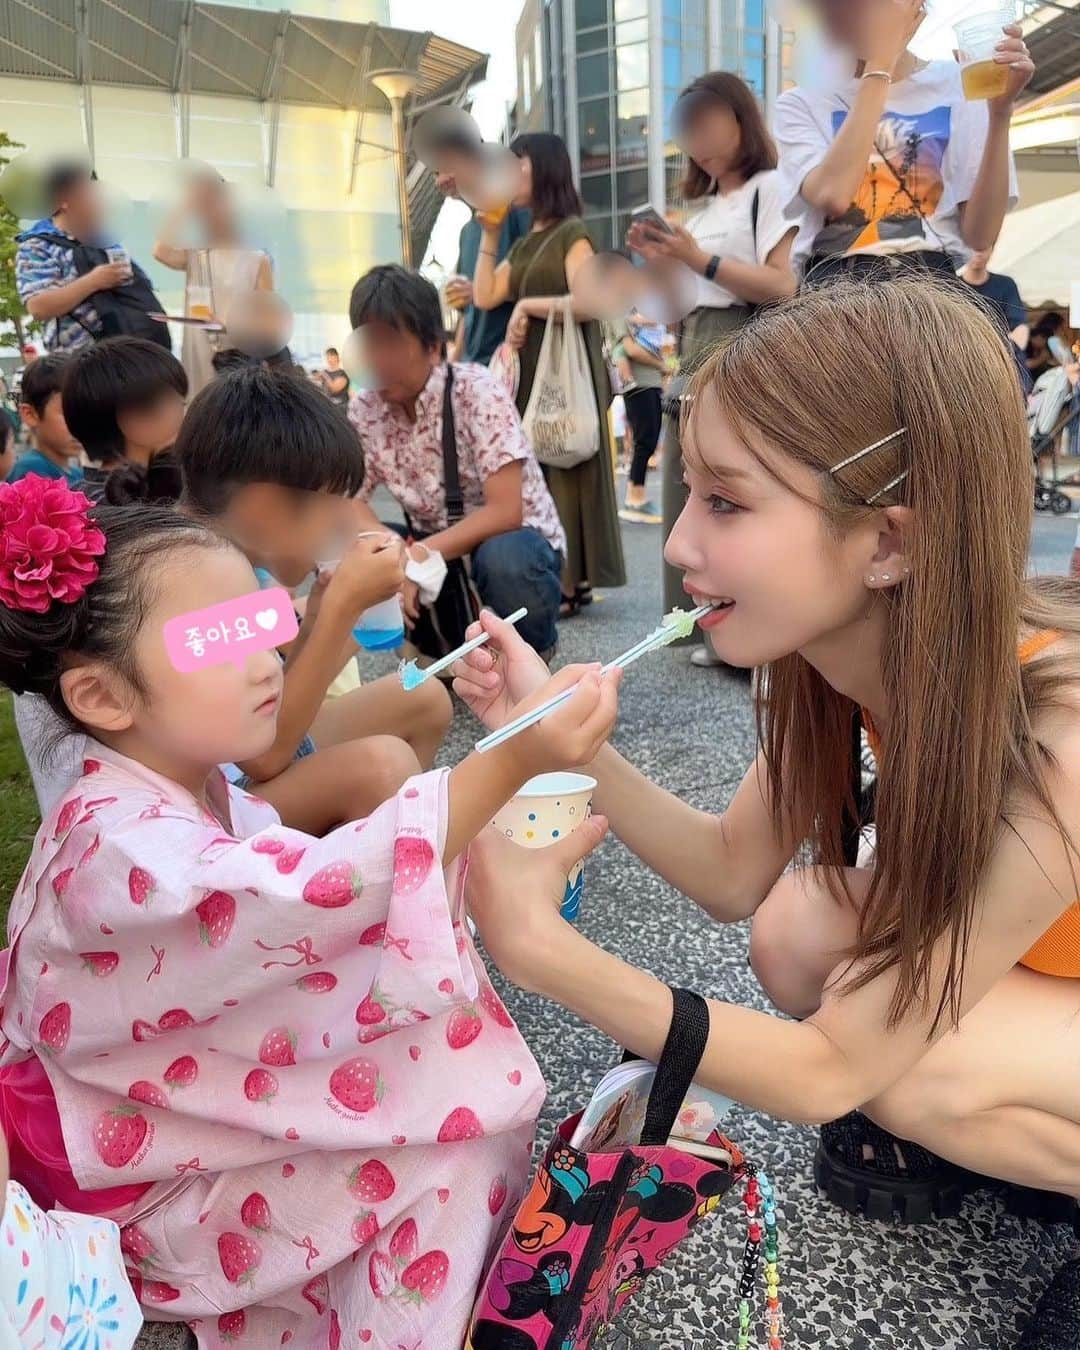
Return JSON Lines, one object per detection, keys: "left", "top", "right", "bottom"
{"left": 517, "top": 0, "right": 783, "bottom": 251}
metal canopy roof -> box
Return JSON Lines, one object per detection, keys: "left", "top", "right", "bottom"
{"left": 0, "top": 0, "right": 486, "bottom": 112}
{"left": 1022, "top": 0, "right": 1080, "bottom": 101}
{"left": 0, "top": 0, "right": 488, "bottom": 263}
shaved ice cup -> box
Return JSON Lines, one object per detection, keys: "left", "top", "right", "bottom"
{"left": 491, "top": 771, "right": 597, "bottom": 921}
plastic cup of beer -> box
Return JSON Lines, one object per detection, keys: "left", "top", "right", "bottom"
{"left": 954, "top": 4, "right": 1016, "bottom": 102}
{"left": 187, "top": 285, "right": 213, "bottom": 322}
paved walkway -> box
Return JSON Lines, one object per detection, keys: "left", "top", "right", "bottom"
{"left": 136, "top": 513, "right": 1079, "bottom": 1349}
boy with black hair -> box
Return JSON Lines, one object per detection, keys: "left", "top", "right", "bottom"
{"left": 62, "top": 336, "right": 188, "bottom": 502}
{"left": 177, "top": 363, "right": 452, "bottom": 835}
{"left": 8, "top": 354, "right": 83, "bottom": 484}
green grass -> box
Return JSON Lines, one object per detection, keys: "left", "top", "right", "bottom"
{"left": 0, "top": 691, "right": 40, "bottom": 925}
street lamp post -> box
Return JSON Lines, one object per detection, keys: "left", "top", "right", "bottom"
{"left": 369, "top": 68, "right": 420, "bottom": 269}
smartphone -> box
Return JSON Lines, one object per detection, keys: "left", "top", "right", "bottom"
{"left": 630, "top": 204, "right": 674, "bottom": 236}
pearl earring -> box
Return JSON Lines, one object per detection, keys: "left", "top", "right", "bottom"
{"left": 868, "top": 574, "right": 877, "bottom": 584}
{"left": 882, "top": 573, "right": 891, "bottom": 582}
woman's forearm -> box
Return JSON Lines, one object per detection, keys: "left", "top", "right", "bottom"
{"left": 531, "top": 931, "right": 856, "bottom": 1126}
{"left": 473, "top": 228, "right": 503, "bottom": 309}
{"left": 707, "top": 257, "right": 797, "bottom": 305}
{"left": 586, "top": 743, "right": 756, "bottom": 920}
{"left": 622, "top": 338, "right": 667, "bottom": 371}
{"left": 959, "top": 108, "right": 1014, "bottom": 251}
{"left": 801, "top": 76, "right": 891, "bottom": 218}
{"left": 518, "top": 296, "right": 596, "bottom": 323}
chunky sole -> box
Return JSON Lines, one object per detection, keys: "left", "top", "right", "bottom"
{"left": 815, "top": 1141, "right": 1080, "bottom": 1231}
{"left": 814, "top": 1139, "right": 968, "bottom": 1224}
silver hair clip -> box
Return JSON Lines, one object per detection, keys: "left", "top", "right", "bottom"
{"left": 828, "top": 428, "right": 908, "bottom": 476}
{"left": 827, "top": 427, "right": 909, "bottom": 506}
{"left": 866, "top": 470, "right": 910, "bottom": 505}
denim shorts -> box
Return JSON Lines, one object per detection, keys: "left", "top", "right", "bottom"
{"left": 233, "top": 733, "right": 317, "bottom": 792}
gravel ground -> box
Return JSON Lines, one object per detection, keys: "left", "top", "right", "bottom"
{"left": 135, "top": 510, "right": 1079, "bottom": 1349}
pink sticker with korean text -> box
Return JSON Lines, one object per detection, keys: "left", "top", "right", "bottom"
{"left": 163, "top": 587, "right": 299, "bottom": 672}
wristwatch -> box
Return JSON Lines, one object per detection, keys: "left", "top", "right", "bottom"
{"left": 704, "top": 255, "right": 722, "bottom": 282}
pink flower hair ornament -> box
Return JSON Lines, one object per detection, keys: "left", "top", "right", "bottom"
{"left": 0, "top": 474, "right": 107, "bottom": 614}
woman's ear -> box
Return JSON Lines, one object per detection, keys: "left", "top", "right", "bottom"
{"left": 865, "top": 504, "right": 913, "bottom": 591}
{"left": 59, "top": 662, "right": 136, "bottom": 734}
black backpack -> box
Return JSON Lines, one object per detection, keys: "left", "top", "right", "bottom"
{"left": 33, "top": 231, "right": 172, "bottom": 351}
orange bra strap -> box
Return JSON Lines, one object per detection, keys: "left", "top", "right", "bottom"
{"left": 1018, "top": 630, "right": 1064, "bottom": 665}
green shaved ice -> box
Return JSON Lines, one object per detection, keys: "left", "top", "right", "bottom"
{"left": 660, "top": 608, "right": 697, "bottom": 640}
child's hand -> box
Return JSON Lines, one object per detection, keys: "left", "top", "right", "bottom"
{"left": 304, "top": 567, "right": 332, "bottom": 627}
{"left": 452, "top": 609, "right": 552, "bottom": 729}
{"left": 466, "top": 813, "right": 609, "bottom": 989}
{"left": 512, "top": 664, "right": 620, "bottom": 779}
{"left": 323, "top": 534, "right": 405, "bottom": 620}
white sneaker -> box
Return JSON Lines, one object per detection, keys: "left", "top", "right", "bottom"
{"left": 690, "top": 646, "right": 724, "bottom": 668}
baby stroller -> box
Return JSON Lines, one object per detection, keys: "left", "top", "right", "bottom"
{"left": 1029, "top": 366, "right": 1079, "bottom": 515}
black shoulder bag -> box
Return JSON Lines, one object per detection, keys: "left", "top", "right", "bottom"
{"left": 33, "top": 231, "right": 172, "bottom": 351}
{"left": 405, "top": 366, "right": 484, "bottom": 659}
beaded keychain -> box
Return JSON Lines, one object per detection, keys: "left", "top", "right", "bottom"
{"left": 735, "top": 1167, "right": 783, "bottom": 1349}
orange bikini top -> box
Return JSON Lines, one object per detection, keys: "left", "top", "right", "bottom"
{"left": 863, "top": 630, "right": 1078, "bottom": 979}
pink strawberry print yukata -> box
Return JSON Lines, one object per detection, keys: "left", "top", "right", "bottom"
{"left": 0, "top": 745, "right": 546, "bottom": 1349}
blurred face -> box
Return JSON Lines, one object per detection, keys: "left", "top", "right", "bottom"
{"left": 433, "top": 148, "right": 478, "bottom": 201}
{"left": 210, "top": 483, "right": 355, "bottom": 579}
{"left": 664, "top": 389, "right": 879, "bottom": 668}
{"left": 68, "top": 545, "right": 285, "bottom": 779}
{"left": 57, "top": 177, "right": 103, "bottom": 239}
{"left": 679, "top": 104, "right": 743, "bottom": 183}
{"left": 118, "top": 389, "right": 187, "bottom": 459}
{"left": 189, "top": 177, "right": 235, "bottom": 241}
{"left": 325, "top": 350, "right": 341, "bottom": 370}
{"left": 512, "top": 154, "right": 533, "bottom": 209}
{"left": 359, "top": 320, "right": 440, "bottom": 406}
{"left": 812, "top": 0, "right": 868, "bottom": 48}
{"left": 21, "top": 392, "right": 80, "bottom": 461}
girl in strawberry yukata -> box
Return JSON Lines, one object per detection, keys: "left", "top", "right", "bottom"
{"left": 0, "top": 480, "right": 619, "bottom": 1349}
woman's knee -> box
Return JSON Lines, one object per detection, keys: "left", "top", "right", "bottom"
{"left": 749, "top": 874, "right": 820, "bottom": 1018}
{"left": 750, "top": 868, "right": 866, "bottom": 1020}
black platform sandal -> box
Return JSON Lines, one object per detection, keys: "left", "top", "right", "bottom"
{"left": 816, "top": 1112, "right": 1080, "bottom": 1229}
{"left": 814, "top": 1112, "right": 970, "bottom": 1223}
{"left": 1017, "top": 1257, "right": 1080, "bottom": 1349}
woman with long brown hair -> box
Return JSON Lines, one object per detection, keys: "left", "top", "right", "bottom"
{"left": 456, "top": 276, "right": 1080, "bottom": 1346}
{"left": 627, "top": 69, "right": 797, "bottom": 667}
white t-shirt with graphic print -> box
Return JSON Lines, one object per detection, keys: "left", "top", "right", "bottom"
{"left": 774, "top": 60, "right": 1018, "bottom": 270}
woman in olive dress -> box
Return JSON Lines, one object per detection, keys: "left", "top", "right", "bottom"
{"left": 473, "top": 132, "right": 625, "bottom": 617}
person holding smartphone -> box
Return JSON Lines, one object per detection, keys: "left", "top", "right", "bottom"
{"left": 626, "top": 71, "right": 798, "bottom": 667}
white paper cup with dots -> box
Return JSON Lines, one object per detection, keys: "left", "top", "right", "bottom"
{"left": 491, "top": 771, "right": 597, "bottom": 922}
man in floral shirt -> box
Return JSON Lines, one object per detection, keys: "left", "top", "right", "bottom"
{"left": 348, "top": 265, "right": 566, "bottom": 656}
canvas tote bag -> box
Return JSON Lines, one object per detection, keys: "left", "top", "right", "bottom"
{"left": 522, "top": 295, "right": 601, "bottom": 470}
